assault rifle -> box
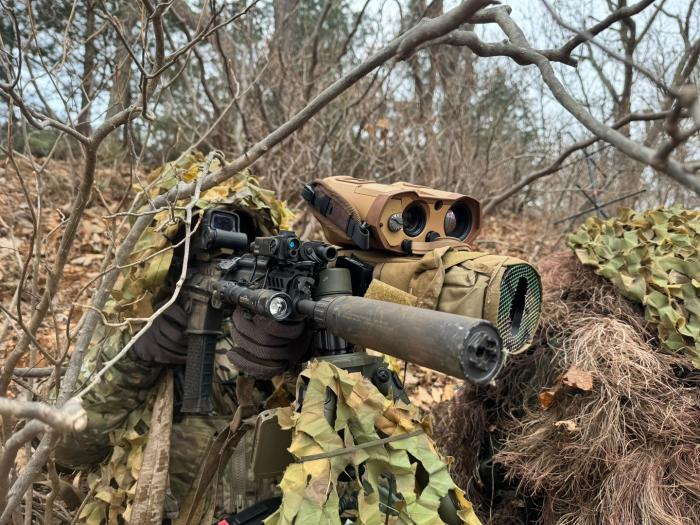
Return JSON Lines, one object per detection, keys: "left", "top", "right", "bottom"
{"left": 179, "top": 208, "right": 504, "bottom": 413}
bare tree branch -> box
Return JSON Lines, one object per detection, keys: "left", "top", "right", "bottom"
{"left": 0, "top": 399, "right": 86, "bottom": 434}
{"left": 484, "top": 110, "right": 685, "bottom": 213}
{"left": 442, "top": 5, "right": 700, "bottom": 196}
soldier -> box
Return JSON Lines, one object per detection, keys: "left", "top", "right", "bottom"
{"left": 54, "top": 157, "right": 304, "bottom": 523}
{"left": 55, "top": 298, "right": 309, "bottom": 523}
{"left": 54, "top": 158, "right": 487, "bottom": 525}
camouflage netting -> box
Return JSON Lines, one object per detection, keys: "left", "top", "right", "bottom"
{"left": 567, "top": 206, "right": 700, "bottom": 366}
{"left": 268, "top": 360, "right": 481, "bottom": 525}
{"left": 433, "top": 206, "right": 700, "bottom": 525}
{"left": 109, "top": 151, "right": 294, "bottom": 322}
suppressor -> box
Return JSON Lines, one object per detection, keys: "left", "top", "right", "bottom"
{"left": 297, "top": 296, "right": 504, "bottom": 384}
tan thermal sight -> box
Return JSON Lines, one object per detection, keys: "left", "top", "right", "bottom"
{"left": 302, "top": 176, "right": 481, "bottom": 254}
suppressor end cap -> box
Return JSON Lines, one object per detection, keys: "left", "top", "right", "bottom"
{"left": 459, "top": 326, "right": 504, "bottom": 384}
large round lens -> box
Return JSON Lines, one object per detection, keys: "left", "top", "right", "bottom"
{"left": 402, "top": 202, "right": 427, "bottom": 237}
{"left": 444, "top": 201, "right": 473, "bottom": 240}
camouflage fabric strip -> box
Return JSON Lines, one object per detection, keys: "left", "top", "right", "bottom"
{"left": 131, "top": 370, "right": 174, "bottom": 524}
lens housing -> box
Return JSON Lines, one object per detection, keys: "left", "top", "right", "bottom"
{"left": 444, "top": 201, "right": 473, "bottom": 240}
{"left": 402, "top": 202, "right": 427, "bottom": 237}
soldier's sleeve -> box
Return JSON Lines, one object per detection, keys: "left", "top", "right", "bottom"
{"left": 54, "top": 326, "right": 164, "bottom": 469}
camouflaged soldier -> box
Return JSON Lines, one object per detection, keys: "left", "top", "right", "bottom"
{"left": 55, "top": 305, "right": 306, "bottom": 523}
{"left": 54, "top": 156, "right": 301, "bottom": 524}
{"left": 53, "top": 157, "right": 492, "bottom": 525}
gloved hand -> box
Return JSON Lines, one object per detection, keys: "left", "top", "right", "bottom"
{"left": 226, "top": 308, "right": 312, "bottom": 379}
{"left": 131, "top": 303, "right": 188, "bottom": 365}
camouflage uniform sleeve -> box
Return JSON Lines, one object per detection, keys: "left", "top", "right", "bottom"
{"left": 54, "top": 325, "right": 164, "bottom": 469}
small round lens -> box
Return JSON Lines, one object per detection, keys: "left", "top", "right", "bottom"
{"left": 402, "top": 202, "right": 427, "bottom": 237}
{"left": 388, "top": 213, "right": 403, "bottom": 233}
{"left": 444, "top": 201, "right": 473, "bottom": 240}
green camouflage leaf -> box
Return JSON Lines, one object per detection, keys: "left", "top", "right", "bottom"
{"left": 567, "top": 206, "right": 700, "bottom": 365}
{"left": 266, "top": 361, "right": 480, "bottom": 525}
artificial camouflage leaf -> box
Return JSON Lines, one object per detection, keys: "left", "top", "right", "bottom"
{"left": 75, "top": 391, "right": 155, "bottom": 524}
{"left": 108, "top": 150, "right": 294, "bottom": 321}
{"left": 266, "top": 360, "right": 481, "bottom": 525}
{"left": 567, "top": 206, "right": 700, "bottom": 366}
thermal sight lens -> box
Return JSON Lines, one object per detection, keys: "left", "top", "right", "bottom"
{"left": 444, "top": 201, "right": 472, "bottom": 240}
{"left": 402, "top": 202, "right": 427, "bottom": 237}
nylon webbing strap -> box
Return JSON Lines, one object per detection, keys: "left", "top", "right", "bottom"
{"left": 302, "top": 183, "right": 370, "bottom": 249}
{"left": 406, "top": 238, "right": 469, "bottom": 254}
{"left": 296, "top": 429, "right": 424, "bottom": 463}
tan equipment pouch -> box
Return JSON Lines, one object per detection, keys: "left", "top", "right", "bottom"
{"left": 342, "top": 247, "right": 542, "bottom": 355}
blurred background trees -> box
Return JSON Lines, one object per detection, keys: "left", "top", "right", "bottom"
{"left": 6, "top": 0, "right": 695, "bottom": 218}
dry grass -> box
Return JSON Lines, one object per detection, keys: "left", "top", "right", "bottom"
{"left": 434, "top": 252, "right": 700, "bottom": 525}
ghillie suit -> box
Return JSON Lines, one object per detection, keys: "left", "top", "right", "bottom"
{"left": 434, "top": 207, "right": 700, "bottom": 525}
{"left": 54, "top": 152, "right": 295, "bottom": 523}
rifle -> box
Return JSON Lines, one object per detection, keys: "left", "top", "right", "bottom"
{"left": 179, "top": 208, "right": 504, "bottom": 414}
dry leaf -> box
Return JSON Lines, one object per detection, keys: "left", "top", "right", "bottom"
{"left": 416, "top": 387, "right": 433, "bottom": 406}
{"left": 72, "top": 254, "right": 103, "bottom": 267}
{"left": 538, "top": 388, "right": 558, "bottom": 410}
{"left": 562, "top": 366, "right": 593, "bottom": 391}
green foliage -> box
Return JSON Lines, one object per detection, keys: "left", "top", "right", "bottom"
{"left": 567, "top": 206, "right": 700, "bottom": 366}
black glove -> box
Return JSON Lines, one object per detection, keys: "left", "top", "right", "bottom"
{"left": 131, "top": 303, "right": 188, "bottom": 365}
{"left": 226, "top": 308, "right": 312, "bottom": 379}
